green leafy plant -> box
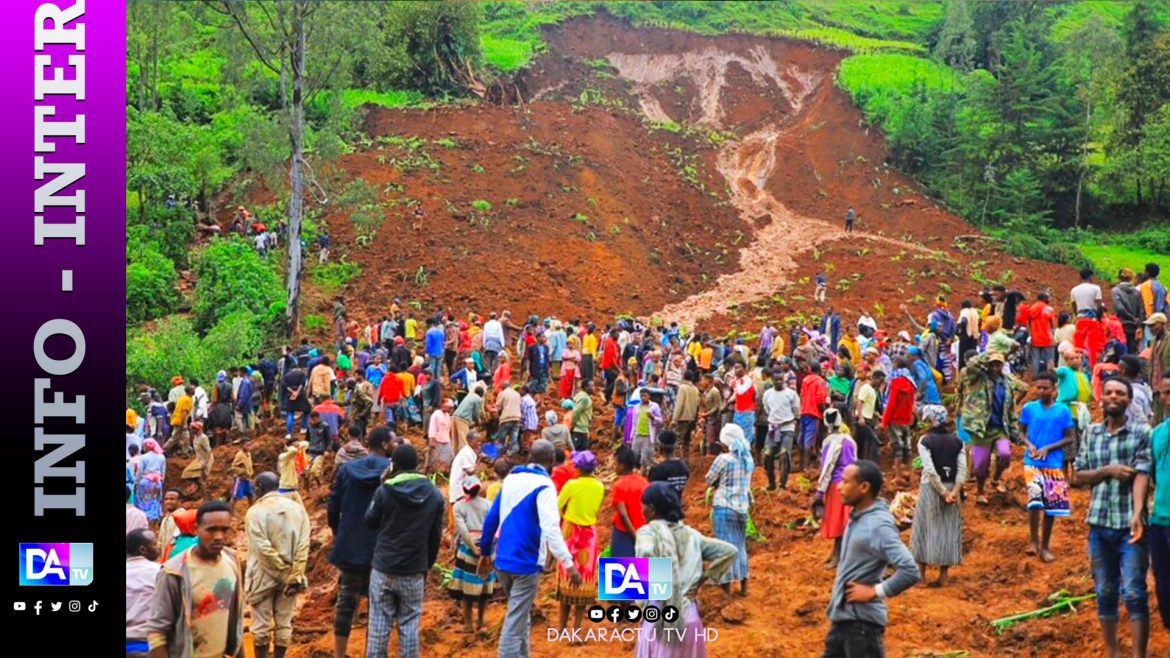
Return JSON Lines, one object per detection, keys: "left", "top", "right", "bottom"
{"left": 471, "top": 199, "right": 492, "bottom": 212}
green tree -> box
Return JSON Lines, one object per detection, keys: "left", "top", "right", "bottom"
{"left": 126, "top": 241, "right": 179, "bottom": 324}
{"left": 206, "top": 0, "right": 355, "bottom": 334}
{"left": 1112, "top": 7, "right": 1170, "bottom": 207}
{"left": 1058, "top": 13, "right": 1123, "bottom": 226}
{"left": 192, "top": 238, "right": 282, "bottom": 333}
{"left": 934, "top": 0, "right": 977, "bottom": 71}
{"left": 371, "top": 1, "right": 483, "bottom": 95}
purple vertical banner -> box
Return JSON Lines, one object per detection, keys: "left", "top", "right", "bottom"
{"left": 0, "top": 0, "right": 124, "bottom": 652}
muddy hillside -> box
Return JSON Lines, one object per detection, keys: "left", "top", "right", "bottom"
{"left": 301, "top": 13, "right": 1077, "bottom": 332}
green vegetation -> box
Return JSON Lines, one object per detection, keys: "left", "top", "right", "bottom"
{"left": 1078, "top": 243, "right": 1170, "bottom": 279}
{"left": 126, "top": 240, "right": 179, "bottom": 325}
{"left": 471, "top": 199, "right": 492, "bottom": 211}
{"left": 837, "top": 1, "right": 1170, "bottom": 230}
{"left": 192, "top": 239, "right": 283, "bottom": 334}
{"left": 127, "top": 312, "right": 264, "bottom": 392}
{"left": 310, "top": 260, "right": 362, "bottom": 293}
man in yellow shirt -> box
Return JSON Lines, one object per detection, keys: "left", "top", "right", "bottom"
{"left": 839, "top": 325, "right": 862, "bottom": 368}
{"left": 165, "top": 386, "right": 195, "bottom": 455}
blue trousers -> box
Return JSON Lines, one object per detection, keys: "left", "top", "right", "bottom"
{"left": 1089, "top": 525, "right": 1149, "bottom": 621}
{"left": 1149, "top": 523, "right": 1170, "bottom": 629}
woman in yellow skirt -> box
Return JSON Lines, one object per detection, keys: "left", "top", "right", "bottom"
{"left": 555, "top": 450, "right": 605, "bottom": 636}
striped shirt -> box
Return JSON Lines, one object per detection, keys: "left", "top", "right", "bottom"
{"left": 520, "top": 395, "right": 539, "bottom": 432}
{"left": 1074, "top": 421, "right": 1152, "bottom": 529}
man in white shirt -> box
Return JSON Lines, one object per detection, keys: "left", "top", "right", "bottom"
{"left": 854, "top": 370, "right": 885, "bottom": 462}
{"left": 482, "top": 313, "right": 505, "bottom": 375}
{"left": 1070, "top": 268, "right": 1105, "bottom": 318}
{"left": 126, "top": 528, "right": 162, "bottom": 658}
{"left": 762, "top": 369, "right": 800, "bottom": 490}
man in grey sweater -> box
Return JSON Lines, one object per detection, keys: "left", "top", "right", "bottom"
{"left": 824, "top": 460, "right": 920, "bottom": 657}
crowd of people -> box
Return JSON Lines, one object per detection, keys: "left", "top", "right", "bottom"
{"left": 124, "top": 261, "right": 1170, "bottom": 658}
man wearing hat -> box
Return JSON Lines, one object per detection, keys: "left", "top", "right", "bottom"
{"left": 179, "top": 420, "right": 213, "bottom": 498}
{"left": 166, "top": 375, "right": 186, "bottom": 406}
{"left": 1147, "top": 313, "right": 1169, "bottom": 424}
{"left": 958, "top": 350, "right": 1022, "bottom": 505}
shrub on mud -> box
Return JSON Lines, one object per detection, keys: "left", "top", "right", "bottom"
{"left": 192, "top": 239, "right": 282, "bottom": 334}
{"left": 127, "top": 311, "right": 263, "bottom": 397}
{"left": 310, "top": 260, "right": 362, "bottom": 293}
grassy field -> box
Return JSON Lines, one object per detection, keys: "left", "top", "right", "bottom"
{"left": 1077, "top": 243, "right": 1170, "bottom": 280}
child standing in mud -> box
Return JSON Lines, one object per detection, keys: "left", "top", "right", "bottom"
{"left": 816, "top": 271, "right": 828, "bottom": 303}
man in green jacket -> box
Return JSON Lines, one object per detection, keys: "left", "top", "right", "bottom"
{"left": 571, "top": 379, "right": 595, "bottom": 452}
{"left": 959, "top": 352, "right": 1023, "bottom": 504}
{"left": 147, "top": 501, "right": 244, "bottom": 658}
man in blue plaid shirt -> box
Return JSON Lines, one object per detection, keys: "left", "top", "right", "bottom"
{"left": 1074, "top": 378, "right": 1153, "bottom": 658}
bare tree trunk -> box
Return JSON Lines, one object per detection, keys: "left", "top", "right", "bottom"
{"left": 1075, "top": 98, "right": 1090, "bottom": 228}
{"left": 284, "top": 1, "right": 306, "bottom": 334}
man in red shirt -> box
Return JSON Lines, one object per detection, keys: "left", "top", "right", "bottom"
{"left": 377, "top": 365, "right": 404, "bottom": 429}
{"left": 1019, "top": 292, "right": 1057, "bottom": 377}
{"left": 730, "top": 361, "right": 756, "bottom": 440}
{"left": 600, "top": 329, "right": 622, "bottom": 404}
{"left": 881, "top": 357, "right": 918, "bottom": 484}
{"left": 799, "top": 361, "right": 829, "bottom": 473}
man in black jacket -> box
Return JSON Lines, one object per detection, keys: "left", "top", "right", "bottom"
{"left": 327, "top": 427, "right": 392, "bottom": 658}
{"left": 363, "top": 443, "right": 445, "bottom": 658}
{"left": 1112, "top": 268, "right": 1146, "bottom": 354}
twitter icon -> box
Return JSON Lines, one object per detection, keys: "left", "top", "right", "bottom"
{"left": 50, "top": 602, "right": 62, "bottom": 612}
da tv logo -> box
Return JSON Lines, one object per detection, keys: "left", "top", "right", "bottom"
{"left": 18, "top": 543, "right": 93, "bottom": 586}
{"left": 598, "top": 557, "right": 672, "bottom": 601}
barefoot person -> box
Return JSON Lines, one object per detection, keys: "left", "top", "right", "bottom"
{"left": 1074, "top": 378, "right": 1152, "bottom": 658}
{"left": 823, "top": 461, "right": 920, "bottom": 657}
{"left": 1019, "top": 371, "right": 1075, "bottom": 562}
{"left": 910, "top": 405, "right": 966, "bottom": 586}
{"left": 815, "top": 409, "right": 856, "bottom": 569}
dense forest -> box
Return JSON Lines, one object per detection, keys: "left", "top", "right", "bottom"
{"left": 125, "top": 0, "right": 1170, "bottom": 392}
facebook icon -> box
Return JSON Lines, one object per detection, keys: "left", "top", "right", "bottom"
{"left": 597, "top": 557, "right": 673, "bottom": 601}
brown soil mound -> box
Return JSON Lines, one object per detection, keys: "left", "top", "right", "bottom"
{"left": 316, "top": 99, "right": 741, "bottom": 324}
{"left": 529, "top": 13, "right": 1062, "bottom": 330}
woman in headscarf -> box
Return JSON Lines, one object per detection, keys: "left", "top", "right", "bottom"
{"left": 134, "top": 438, "right": 167, "bottom": 521}
{"left": 162, "top": 508, "right": 200, "bottom": 560}
{"left": 705, "top": 424, "right": 754, "bottom": 596}
{"left": 910, "top": 404, "right": 966, "bottom": 587}
{"left": 448, "top": 476, "right": 495, "bottom": 632}
{"left": 559, "top": 335, "right": 582, "bottom": 400}
{"left": 815, "top": 408, "right": 856, "bottom": 569}
{"left": 634, "top": 482, "right": 737, "bottom": 658}
{"left": 207, "top": 369, "right": 234, "bottom": 441}
{"left": 555, "top": 451, "right": 605, "bottom": 637}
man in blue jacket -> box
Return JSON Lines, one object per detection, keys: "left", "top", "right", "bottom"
{"left": 327, "top": 426, "right": 392, "bottom": 658}
{"left": 424, "top": 318, "right": 445, "bottom": 380}
{"left": 479, "top": 439, "right": 580, "bottom": 658}
{"left": 364, "top": 443, "right": 445, "bottom": 658}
